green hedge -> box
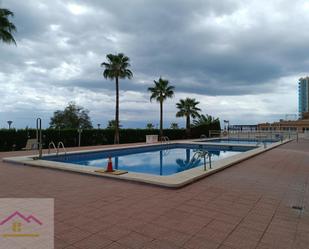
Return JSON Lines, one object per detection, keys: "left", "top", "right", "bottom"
{"left": 0, "top": 123, "right": 220, "bottom": 151}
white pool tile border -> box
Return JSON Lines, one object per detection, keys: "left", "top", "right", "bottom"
{"left": 2, "top": 139, "right": 292, "bottom": 188}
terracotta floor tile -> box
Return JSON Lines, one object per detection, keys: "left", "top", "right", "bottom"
{"left": 134, "top": 222, "right": 170, "bottom": 238}
{"left": 96, "top": 226, "right": 131, "bottom": 241}
{"left": 223, "top": 235, "right": 258, "bottom": 249}
{"left": 73, "top": 233, "right": 113, "bottom": 249}
{"left": 217, "top": 246, "right": 233, "bottom": 249}
{"left": 184, "top": 235, "right": 220, "bottom": 249}
{"left": 230, "top": 227, "right": 264, "bottom": 242}
{"left": 142, "top": 239, "right": 181, "bottom": 249}
{"left": 196, "top": 228, "right": 230, "bottom": 243}
{"left": 104, "top": 242, "right": 130, "bottom": 249}
{"left": 117, "top": 231, "right": 153, "bottom": 249}
{"left": 159, "top": 229, "right": 192, "bottom": 247}
{"left": 54, "top": 238, "right": 70, "bottom": 249}
{"left": 56, "top": 228, "right": 91, "bottom": 244}
{"left": 1, "top": 140, "right": 309, "bottom": 248}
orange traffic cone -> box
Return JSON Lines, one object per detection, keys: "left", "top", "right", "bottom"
{"left": 106, "top": 157, "right": 113, "bottom": 172}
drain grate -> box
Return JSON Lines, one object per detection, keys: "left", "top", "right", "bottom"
{"left": 292, "top": 206, "right": 304, "bottom": 211}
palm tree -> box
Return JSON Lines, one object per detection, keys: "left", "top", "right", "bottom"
{"left": 0, "top": 8, "right": 16, "bottom": 45}
{"left": 146, "top": 123, "right": 154, "bottom": 129}
{"left": 106, "top": 120, "right": 122, "bottom": 129}
{"left": 170, "top": 122, "right": 179, "bottom": 129}
{"left": 176, "top": 98, "right": 201, "bottom": 137}
{"left": 148, "top": 77, "right": 175, "bottom": 139}
{"left": 193, "top": 114, "right": 220, "bottom": 127}
{"left": 101, "top": 53, "right": 133, "bottom": 144}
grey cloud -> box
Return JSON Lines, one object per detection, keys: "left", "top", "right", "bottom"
{"left": 0, "top": 0, "right": 305, "bottom": 127}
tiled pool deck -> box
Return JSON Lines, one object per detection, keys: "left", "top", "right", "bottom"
{"left": 0, "top": 139, "right": 309, "bottom": 249}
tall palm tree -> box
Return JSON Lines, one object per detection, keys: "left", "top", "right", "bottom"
{"left": 148, "top": 77, "right": 175, "bottom": 139}
{"left": 101, "top": 53, "right": 133, "bottom": 144}
{"left": 0, "top": 8, "right": 16, "bottom": 45}
{"left": 176, "top": 98, "right": 201, "bottom": 137}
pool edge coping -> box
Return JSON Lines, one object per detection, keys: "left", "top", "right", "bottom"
{"left": 2, "top": 139, "right": 292, "bottom": 188}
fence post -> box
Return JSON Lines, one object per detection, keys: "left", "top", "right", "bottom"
{"left": 297, "top": 132, "right": 298, "bottom": 143}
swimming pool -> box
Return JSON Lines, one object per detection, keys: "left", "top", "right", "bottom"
{"left": 198, "top": 138, "right": 279, "bottom": 145}
{"left": 43, "top": 144, "right": 253, "bottom": 176}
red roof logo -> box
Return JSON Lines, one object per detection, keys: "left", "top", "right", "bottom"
{"left": 0, "top": 211, "right": 43, "bottom": 226}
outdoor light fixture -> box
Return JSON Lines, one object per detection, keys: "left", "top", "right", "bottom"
{"left": 7, "top": 120, "right": 13, "bottom": 129}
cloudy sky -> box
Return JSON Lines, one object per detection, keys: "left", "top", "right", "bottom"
{"left": 0, "top": 0, "right": 307, "bottom": 129}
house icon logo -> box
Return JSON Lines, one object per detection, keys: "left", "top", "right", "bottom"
{"left": 0, "top": 211, "right": 43, "bottom": 238}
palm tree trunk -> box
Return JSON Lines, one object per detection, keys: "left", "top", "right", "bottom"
{"left": 114, "top": 76, "right": 120, "bottom": 144}
{"left": 160, "top": 100, "right": 163, "bottom": 139}
{"left": 186, "top": 115, "right": 190, "bottom": 138}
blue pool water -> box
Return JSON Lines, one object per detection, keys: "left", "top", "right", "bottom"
{"left": 44, "top": 144, "right": 253, "bottom": 176}
{"left": 198, "top": 139, "right": 278, "bottom": 145}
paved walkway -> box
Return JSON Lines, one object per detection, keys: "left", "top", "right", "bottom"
{"left": 0, "top": 140, "right": 308, "bottom": 249}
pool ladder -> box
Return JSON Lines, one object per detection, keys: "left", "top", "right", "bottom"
{"left": 48, "top": 142, "right": 57, "bottom": 154}
{"left": 192, "top": 150, "right": 212, "bottom": 171}
{"left": 256, "top": 139, "right": 267, "bottom": 148}
{"left": 48, "top": 141, "right": 67, "bottom": 158}
{"left": 160, "top": 136, "right": 170, "bottom": 156}
{"left": 161, "top": 136, "right": 170, "bottom": 144}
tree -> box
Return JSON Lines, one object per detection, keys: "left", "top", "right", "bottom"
{"left": 107, "top": 120, "right": 122, "bottom": 129}
{"left": 148, "top": 77, "right": 175, "bottom": 139}
{"left": 101, "top": 53, "right": 133, "bottom": 144}
{"left": 193, "top": 114, "right": 220, "bottom": 127}
{"left": 176, "top": 98, "right": 201, "bottom": 137}
{"left": 170, "top": 123, "right": 179, "bottom": 129}
{"left": 50, "top": 102, "right": 93, "bottom": 129}
{"left": 146, "top": 123, "right": 155, "bottom": 129}
{"left": 0, "top": 8, "right": 16, "bottom": 45}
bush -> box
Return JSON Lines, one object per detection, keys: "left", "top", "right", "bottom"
{"left": 0, "top": 124, "right": 220, "bottom": 151}
{"left": 191, "top": 122, "right": 221, "bottom": 138}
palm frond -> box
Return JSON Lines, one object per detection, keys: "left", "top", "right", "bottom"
{"left": 175, "top": 98, "right": 202, "bottom": 119}
{"left": 148, "top": 77, "right": 175, "bottom": 103}
{"left": 0, "top": 8, "right": 17, "bottom": 45}
{"left": 101, "top": 53, "right": 133, "bottom": 80}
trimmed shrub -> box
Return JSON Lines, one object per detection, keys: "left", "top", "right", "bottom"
{"left": 0, "top": 124, "right": 219, "bottom": 151}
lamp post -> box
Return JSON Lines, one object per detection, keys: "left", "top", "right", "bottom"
{"left": 223, "top": 120, "right": 229, "bottom": 131}
{"left": 7, "top": 120, "right": 13, "bottom": 129}
{"left": 78, "top": 128, "right": 83, "bottom": 147}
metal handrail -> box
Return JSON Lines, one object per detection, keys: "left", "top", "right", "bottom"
{"left": 161, "top": 136, "right": 170, "bottom": 144}
{"left": 57, "top": 141, "right": 67, "bottom": 157}
{"left": 36, "top": 118, "right": 42, "bottom": 158}
{"left": 162, "top": 149, "right": 170, "bottom": 157}
{"left": 48, "top": 142, "right": 57, "bottom": 154}
{"left": 256, "top": 140, "right": 267, "bottom": 148}
{"left": 220, "top": 130, "right": 298, "bottom": 141}
{"left": 193, "top": 149, "right": 212, "bottom": 171}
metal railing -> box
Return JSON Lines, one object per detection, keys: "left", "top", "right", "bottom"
{"left": 48, "top": 142, "right": 57, "bottom": 154}
{"left": 56, "top": 142, "right": 67, "bottom": 158}
{"left": 36, "top": 118, "right": 42, "bottom": 158}
{"left": 161, "top": 136, "right": 170, "bottom": 144}
{"left": 209, "top": 130, "right": 298, "bottom": 142}
{"left": 192, "top": 149, "right": 212, "bottom": 171}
